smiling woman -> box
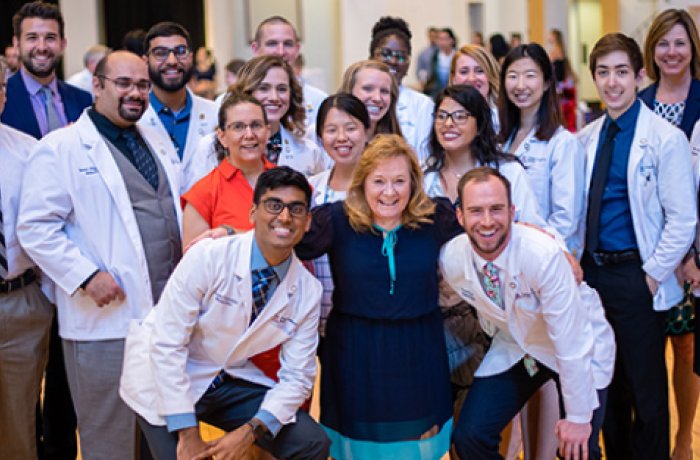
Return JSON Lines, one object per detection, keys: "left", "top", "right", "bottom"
{"left": 295, "top": 134, "right": 462, "bottom": 460}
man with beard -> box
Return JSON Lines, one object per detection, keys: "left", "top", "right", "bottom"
{"left": 1, "top": 2, "right": 91, "bottom": 139}
{"left": 138, "top": 22, "right": 217, "bottom": 194}
{"left": 251, "top": 16, "right": 327, "bottom": 128}
{"left": 440, "top": 168, "right": 616, "bottom": 460}
{"left": 17, "top": 51, "right": 182, "bottom": 460}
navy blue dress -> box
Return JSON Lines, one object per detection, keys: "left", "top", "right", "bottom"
{"left": 296, "top": 198, "right": 461, "bottom": 459}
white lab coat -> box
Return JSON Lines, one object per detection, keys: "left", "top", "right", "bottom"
{"left": 440, "top": 225, "right": 616, "bottom": 422}
{"left": 17, "top": 111, "right": 183, "bottom": 340}
{"left": 302, "top": 81, "right": 328, "bottom": 128}
{"left": 577, "top": 102, "right": 696, "bottom": 310}
{"left": 397, "top": 85, "right": 434, "bottom": 163}
{"left": 185, "top": 126, "right": 329, "bottom": 191}
{"left": 119, "top": 231, "right": 322, "bottom": 427}
{"left": 506, "top": 126, "right": 586, "bottom": 256}
{"left": 138, "top": 89, "right": 218, "bottom": 194}
{"left": 687, "top": 121, "right": 700, "bottom": 296}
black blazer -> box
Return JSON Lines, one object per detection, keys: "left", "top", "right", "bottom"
{"left": 638, "top": 78, "right": 700, "bottom": 140}
{"left": 0, "top": 71, "right": 92, "bottom": 139}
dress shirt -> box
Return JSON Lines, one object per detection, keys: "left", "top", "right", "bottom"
{"left": 165, "top": 237, "right": 291, "bottom": 435}
{"left": 597, "top": 100, "right": 640, "bottom": 251}
{"left": 149, "top": 91, "right": 193, "bottom": 160}
{"left": 88, "top": 108, "right": 151, "bottom": 168}
{"left": 20, "top": 67, "right": 68, "bottom": 136}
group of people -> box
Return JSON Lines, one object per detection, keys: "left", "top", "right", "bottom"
{"left": 2, "top": 2, "right": 700, "bottom": 460}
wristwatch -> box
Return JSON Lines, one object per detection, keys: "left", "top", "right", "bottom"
{"left": 245, "top": 418, "right": 268, "bottom": 441}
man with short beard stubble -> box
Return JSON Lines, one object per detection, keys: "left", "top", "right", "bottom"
{"left": 17, "top": 51, "right": 183, "bottom": 460}
{"left": 138, "top": 22, "right": 217, "bottom": 194}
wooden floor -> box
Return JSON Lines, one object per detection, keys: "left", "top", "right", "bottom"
{"left": 74, "top": 343, "right": 700, "bottom": 459}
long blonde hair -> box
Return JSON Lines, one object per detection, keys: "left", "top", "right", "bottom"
{"left": 344, "top": 134, "right": 434, "bottom": 232}
{"left": 340, "top": 60, "right": 402, "bottom": 137}
{"left": 450, "top": 44, "right": 501, "bottom": 99}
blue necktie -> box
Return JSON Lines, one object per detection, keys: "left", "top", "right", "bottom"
{"left": 40, "top": 86, "right": 63, "bottom": 133}
{"left": 250, "top": 267, "right": 278, "bottom": 324}
{"left": 122, "top": 130, "right": 159, "bottom": 190}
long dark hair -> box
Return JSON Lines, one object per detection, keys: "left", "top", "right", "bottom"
{"left": 497, "top": 43, "right": 562, "bottom": 143}
{"left": 316, "top": 92, "right": 370, "bottom": 138}
{"left": 426, "top": 85, "right": 516, "bottom": 173}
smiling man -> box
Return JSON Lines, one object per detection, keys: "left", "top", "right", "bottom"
{"left": 440, "top": 167, "right": 615, "bottom": 460}
{"left": 1, "top": 1, "right": 92, "bottom": 139}
{"left": 18, "top": 51, "right": 182, "bottom": 460}
{"left": 138, "top": 22, "right": 217, "bottom": 194}
{"left": 577, "top": 33, "right": 697, "bottom": 459}
{"left": 120, "top": 167, "right": 329, "bottom": 460}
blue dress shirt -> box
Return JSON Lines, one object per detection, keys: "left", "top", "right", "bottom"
{"left": 149, "top": 91, "right": 192, "bottom": 160}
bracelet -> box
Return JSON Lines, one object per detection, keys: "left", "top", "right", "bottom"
{"left": 219, "top": 224, "right": 235, "bottom": 236}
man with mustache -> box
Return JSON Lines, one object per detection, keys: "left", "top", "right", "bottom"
{"left": 1, "top": 3, "right": 92, "bottom": 459}
{"left": 17, "top": 51, "right": 183, "bottom": 460}
{"left": 1, "top": 1, "right": 92, "bottom": 139}
{"left": 138, "top": 22, "right": 217, "bottom": 194}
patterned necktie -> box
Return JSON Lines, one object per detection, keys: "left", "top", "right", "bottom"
{"left": 250, "top": 267, "right": 278, "bottom": 324}
{"left": 586, "top": 121, "right": 621, "bottom": 255}
{"left": 122, "top": 130, "right": 159, "bottom": 190}
{"left": 482, "top": 262, "right": 502, "bottom": 307}
{"left": 266, "top": 130, "right": 282, "bottom": 164}
{"left": 0, "top": 187, "right": 7, "bottom": 279}
{"left": 40, "top": 86, "right": 63, "bottom": 133}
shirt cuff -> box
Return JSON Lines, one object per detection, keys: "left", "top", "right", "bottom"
{"left": 165, "top": 413, "right": 198, "bottom": 432}
{"left": 255, "top": 409, "right": 282, "bottom": 437}
{"left": 565, "top": 411, "right": 592, "bottom": 424}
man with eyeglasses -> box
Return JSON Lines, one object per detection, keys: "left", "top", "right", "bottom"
{"left": 120, "top": 166, "right": 330, "bottom": 460}
{"left": 251, "top": 16, "right": 327, "bottom": 129}
{"left": 1, "top": 2, "right": 92, "bottom": 140}
{"left": 17, "top": 50, "right": 183, "bottom": 460}
{"left": 138, "top": 22, "right": 217, "bottom": 194}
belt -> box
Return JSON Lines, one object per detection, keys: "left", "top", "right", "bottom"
{"left": 590, "top": 250, "right": 640, "bottom": 267}
{"left": 0, "top": 269, "right": 37, "bottom": 294}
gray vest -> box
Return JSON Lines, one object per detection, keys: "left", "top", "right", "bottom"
{"left": 105, "top": 139, "right": 181, "bottom": 303}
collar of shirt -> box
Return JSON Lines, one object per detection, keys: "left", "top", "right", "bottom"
{"left": 217, "top": 157, "right": 275, "bottom": 181}
{"left": 88, "top": 107, "right": 131, "bottom": 144}
{"left": 149, "top": 90, "right": 193, "bottom": 121}
{"left": 471, "top": 236, "right": 511, "bottom": 277}
{"left": 20, "top": 66, "right": 58, "bottom": 97}
{"left": 605, "top": 98, "right": 640, "bottom": 133}
{"left": 250, "top": 235, "right": 292, "bottom": 282}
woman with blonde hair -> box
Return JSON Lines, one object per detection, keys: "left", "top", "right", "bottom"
{"left": 185, "top": 55, "right": 327, "bottom": 190}
{"left": 639, "top": 8, "right": 700, "bottom": 460}
{"left": 295, "top": 134, "right": 461, "bottom": 459}
{"left": 340, "top": 60, "right": 402, "bottom": 140}
{"left": 449, "top": 44, "right": 502, "bottom": 132}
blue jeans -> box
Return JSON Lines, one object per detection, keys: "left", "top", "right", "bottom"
{"left": 138, "top": 378, "right": 329, "bottom": 460}
{"left": 452, "top": 358, "right": 607, "bottom": 459}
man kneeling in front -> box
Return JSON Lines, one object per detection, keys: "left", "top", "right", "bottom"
{"left": 441, "top": 167, "right": 616, "bottom": 460}
{"left": 119, "top": 167, "right": 329, "bottom": 460}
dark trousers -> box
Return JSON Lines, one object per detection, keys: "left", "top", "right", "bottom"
{"left": 452, "top": 359, "right": 607, "bottom": 459}
{"left": 582, "top": 254, "right": 669, "bottom": 460}
{"left": 37, "top": 316, "right": 78, "bottom": 460}
{"left": 138, "top": 378, "right": 329, "bottom": 460}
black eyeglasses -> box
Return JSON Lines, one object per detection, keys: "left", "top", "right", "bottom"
{"left": 147, "top": 45, "right": 191, "bottom": 62}
{"left": 376, "top": 48, "right": 410, "bottom": 64}
{"left": 97, "top": 76, "right": 152, "bottom": 93}
{"left": 435, "top": 109, "right": 472, "bottom": 125}
{"left": 262, "top": 198, "right": 308, "bottom": 217}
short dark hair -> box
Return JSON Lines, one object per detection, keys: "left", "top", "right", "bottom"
{"left": 369, "top": 16, "right": 413, "bottom": 57}
{"left": 13, "top": 1, "right": 64, "bottom": 39}
{"left": 122, "top": 29, "right": 147, "bottom": 56}
{"left": 426, "top": 85, "right": 517, "bottom": 173}
{"left": 315, "top": 92, "right": 370, "bottom": 139}
{"left": 253, "top": 166, "right": 312, "bottom": 207}
{"left": 225, "top": 58, "right": 246, "bottom": 75}
{"left": 254, "top": 16, "right": 298, "bottom": 44}
{"left": 589, "top": 33, "right": 643, "bottom": 77}
{"left": 489, "top": 33, "right": 510, "bottom": 60}
{"left": 440, "top": 28, "right": 457, "bottom": 49}
{"left": 498, "top": 43, "right": 562, "bottom": 143}
{"left": 214, "top": 91, "right": 268, "bottom": 161}
{"left": 144, "top": 22, "right": 192, "bottom": 54}
{"left": 457, "top": 167, "right": 512, "bottom": 207}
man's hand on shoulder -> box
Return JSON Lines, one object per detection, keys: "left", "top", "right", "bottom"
{"left": 193, "top": 423, "right": 256, "bottom": 460}
{"left": 555, "top": 419, "right": 591, "bottom": 460}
